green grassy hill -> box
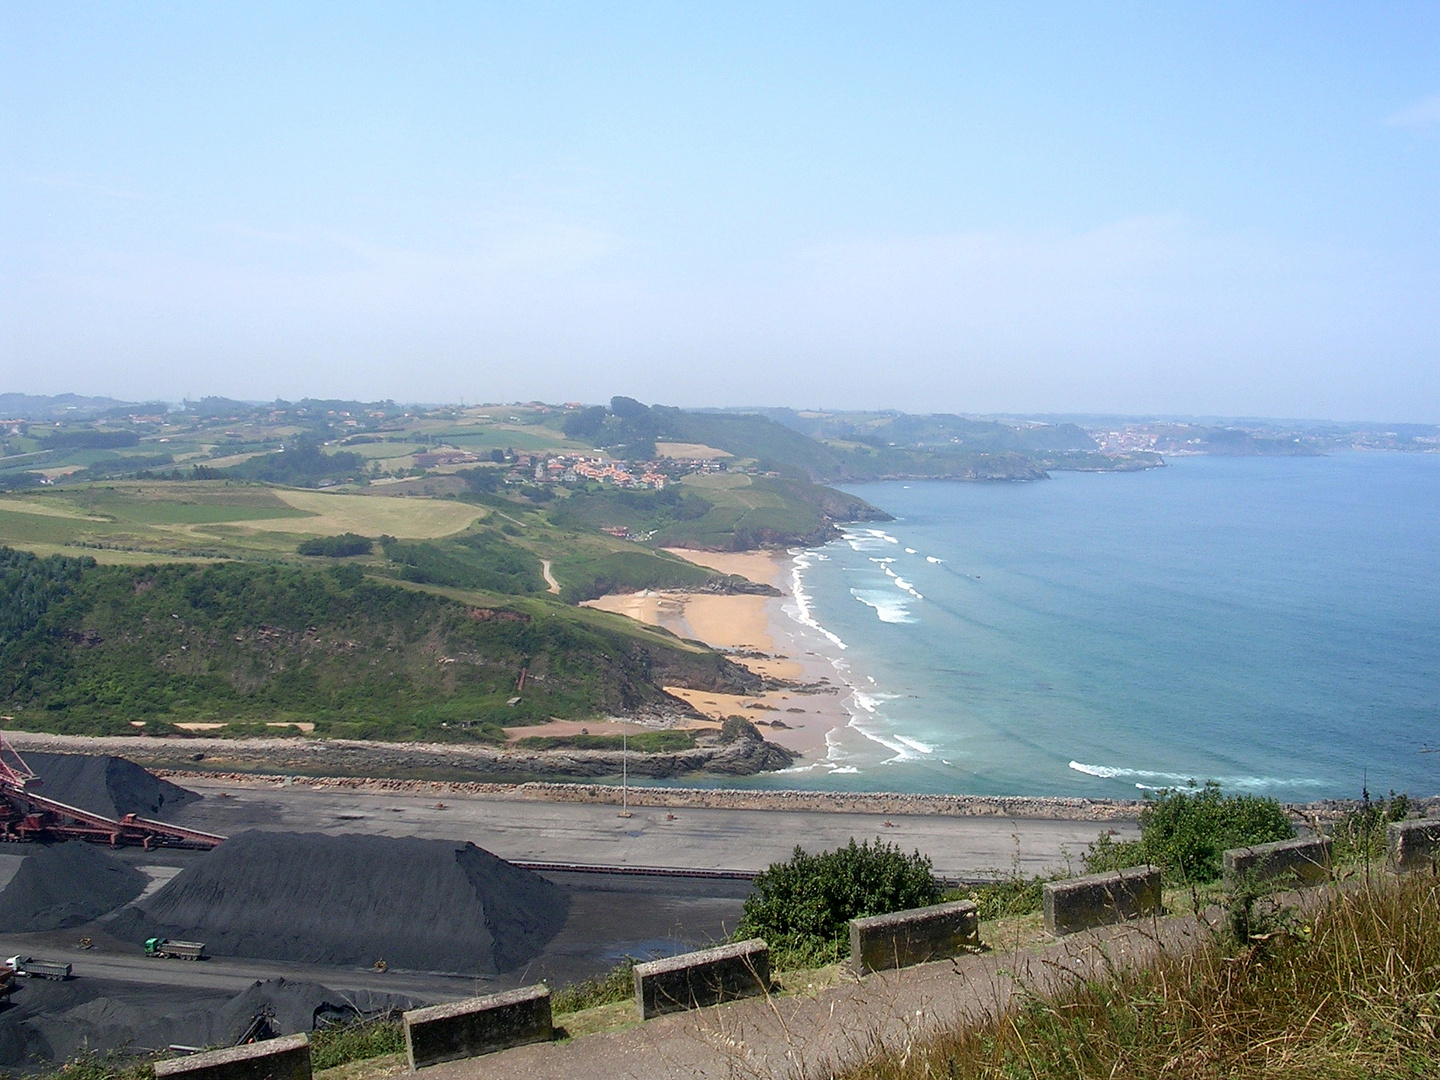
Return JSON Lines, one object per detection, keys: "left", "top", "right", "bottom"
{"left": 0, "top": 547, "right": 757, "bottom": 741}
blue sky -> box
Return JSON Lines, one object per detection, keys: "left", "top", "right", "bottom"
{"left": 2, "top": 3, "right": 1438, "bottom": 419}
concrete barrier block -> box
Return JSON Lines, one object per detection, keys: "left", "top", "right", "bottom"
{"left": 1223, "top": 836, "right": 1331, "bottom": 890}
{"left": 850, "top": 900, "right": 979, "bottom": 975}
{"left": 633, "top": 939, "right": 769, "bottom": 1019}
{"left": 1388, "top": 820, "right": 1440, "bottom": 874}
{"left": 403, "top": 985, "right": 552, "bottom": 1070}
{"left": 1043, "top": 866, "right": 1162, "bottom": 936}
{"left": 155, "top": 1034, "right": 310, "bottom": 1080}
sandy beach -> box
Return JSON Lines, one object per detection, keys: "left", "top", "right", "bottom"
{"left": 582, "top": 549, "right": 851, "bottom": 760}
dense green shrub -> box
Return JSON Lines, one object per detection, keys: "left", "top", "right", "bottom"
{"left": 0, "top": 550, "right": 739, "bottom": 737}
{"left": 737, "top": 840, "right": 942, "bottom": 963}
{"left": 309, "top": 1017, "right": 405, "bottom": 1070}
{"left": 380, "top": 533, "right": 542, "bottom": 594}
{"left": 1084, "top": 782, "right": 1293, "bottom": 884}
{"left": 554, "top": 549, "right": 714, "bottom": 603}
{"left": 225, "top": 440, "right": 365, "bottom": 487}
{"left": 297, "top": 532, "right": 373, "bottom": 557}
{"left": 958, "top": 876, "right": 1048, "bottom": 921}
{"left": 0, "top": 546, "right": 94, "bottom": 637}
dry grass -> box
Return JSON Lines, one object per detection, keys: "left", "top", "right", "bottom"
{"left": 312, "top": 1052, "right": 407, "bottom": 1080}
{"left": 838, "top": 873, "right": 1440, "bottom": 1080}
{"left": 256, "top": 489, "right": 486, "bottom": 537}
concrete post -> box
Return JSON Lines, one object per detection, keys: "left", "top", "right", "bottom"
{"left": 849, "top": 900, "right": 980, "bottom": 975}
{"left": 633, "top": 940, "right": 770, "bottom": 1019}
{"left": 154, "top": 1034, "right": 310, "bottom": 1080}
{"left": 1388, "top": 820, "right": 1440, "bottom": 874}
{"left": 1043, "top": 866, "right": 1162, "bottom": 935}
{"left": 403, "top": 985, "right": 552, "bottom": 1070}
{"left": 1223, "top": 836, "right": 1331, "bottom": 890}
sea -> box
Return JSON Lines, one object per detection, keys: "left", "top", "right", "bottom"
{"left": 747, "top": 452, "right": 1440, "bottom": 800}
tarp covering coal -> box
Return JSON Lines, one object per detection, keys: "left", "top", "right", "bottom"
{"left": 109, "top": 830, "right": 570, "bottom": 974}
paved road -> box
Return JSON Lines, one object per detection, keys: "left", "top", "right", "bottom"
{"left": 168, "top": 779, "right": 1134, "bottom": 880}
{"left": 0, "top": 929, "right": 481, "bottom": 1001}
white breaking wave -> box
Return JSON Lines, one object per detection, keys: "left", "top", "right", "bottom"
{"left": 788, "top": 550, "right": 848, "bottom": 649}
{"left": 851, "top": 588, "right": 915, "bottom": 623}
{"left": 1068, "top": 761, "right": 1323, "bottom": 791}
{"left": 892, "top": 576, "right": 923, "bottom": 599}
{"left": 846, "top": 715, "right": 931, "bottom": 764}
{"left": 893, "top": 735, "right": 936, "bottom": 754}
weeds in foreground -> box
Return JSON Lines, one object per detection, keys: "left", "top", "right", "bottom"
{"left": 840, "top": 872, "right": 1440, "bottom": 1080}
{"left": 1331, "top": 789, "right": 1411, "bottom": 866}
{"left": 950, "top": 875, "right": 1046, "bottom": 921}
{"left": 551, "top": 958, "right": 636, "bottom": 1014}
{"left": 308, "top": 1018, "right": 405, "bottom": 1071}
{"left": 34, "top": 1055, "right": 153, "bottom": 1080}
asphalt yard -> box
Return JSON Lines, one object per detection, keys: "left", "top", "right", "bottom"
{"left": 165, "top": 777, "right": 1135, "bottom": 881}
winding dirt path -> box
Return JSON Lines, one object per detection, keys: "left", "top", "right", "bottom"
{"left": 541, "top": 559, "right": 560, "bottom": 594}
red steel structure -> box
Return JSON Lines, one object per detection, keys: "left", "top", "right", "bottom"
{"left": 0, "top": 735, "right": 224, "bottom": 850}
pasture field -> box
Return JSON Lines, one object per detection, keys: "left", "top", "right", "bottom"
{"left": 654, "top": 441, "right": 733, "bottom": 459}
{"left": 256, "top": 488, "right": 486, "bottom": 537}
{"left": 0, "top": 482, "right": 486, "bottom": 564}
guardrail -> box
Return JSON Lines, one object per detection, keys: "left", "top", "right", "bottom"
{"left": 154, "top": 1033, "right": 310, "bottom": 1080}
{"left": 1223, "top": 837, "right": 1331, "bottom": 889}
{"left": 403, "top": 985, "right": 552, "bottom": 1069}
{"left": 633, "top": 940, "right": 770, "bottom": 1019}
{"left": 1043, "top": 866, "right": 1162, "bottom": 936}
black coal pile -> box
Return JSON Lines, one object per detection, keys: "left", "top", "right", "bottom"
{"left": 0, "top": 842, "right": 146, "bottom": 931}
{"left": 20, "top": 753, "right": 199, "bottom": 819}
{"left": 0, "top": 976, "right": 419, "bottom": 1071}
{"left": 211, "top": 978, "right": 413, "bottom": 1043}
{"left": 109, "top": 831, "right": 570, "bottom": 974}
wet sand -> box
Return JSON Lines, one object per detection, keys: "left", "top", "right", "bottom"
{"left": 584, "top": 551, "right": 850, "bottom": 760}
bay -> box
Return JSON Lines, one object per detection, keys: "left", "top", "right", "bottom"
{"left": 753, "top": 452, "right": 1440, "bottom": 800}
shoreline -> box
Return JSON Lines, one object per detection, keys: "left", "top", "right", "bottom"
{"left": 4, "top": 731, "right": 1431, "bottom": 820}
{"left": 584, "top": 548, "right": 853, "bottom": 762}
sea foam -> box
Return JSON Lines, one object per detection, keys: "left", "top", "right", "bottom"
{"left": 1068, "top": 761, "right": 1322, "bottom": 792}
{"left": 851, "top": 588, "right": 915, "bottom": 623}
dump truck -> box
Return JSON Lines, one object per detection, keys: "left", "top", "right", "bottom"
{"left": 6, "top": 955, "right": 71, "bottom": 980}
{"left": 144, "top": 938, "right": 206, "bottom": 961}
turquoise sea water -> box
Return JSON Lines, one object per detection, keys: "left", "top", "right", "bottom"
{"left": 748, "top": 453, "right": 1440, "bottom": 799}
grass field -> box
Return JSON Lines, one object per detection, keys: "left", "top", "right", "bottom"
{"left": 654, "top": 442, "right": 733, "bottom": 459}
{"left": 253, "top": 489, "right": 487, "bottom": 537}
{"left": 0, "top": 483, "right": 489, "bottom": 563}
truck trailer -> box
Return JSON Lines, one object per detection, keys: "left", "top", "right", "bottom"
{"left": 144, "top": 938, "right": 206, "bottom": 961}
{"left": 6, "top": 955, "right": 72, "bottom": 980}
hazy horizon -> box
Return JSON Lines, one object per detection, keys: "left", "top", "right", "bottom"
{"left": 4, "top": 4, "right": 1439, "bottom": 421}
{"left": 5, "top": 390, "right": 1438, "bottom": 431}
